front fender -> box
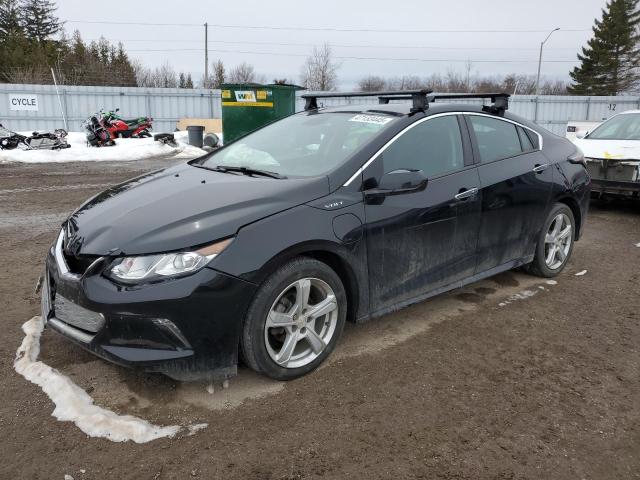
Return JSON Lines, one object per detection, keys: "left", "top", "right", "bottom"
{"left": 210, "top": 204, "right": 369, "bottom": 321}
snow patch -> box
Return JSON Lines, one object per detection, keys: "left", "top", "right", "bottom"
{"left": 14, "top": 316, "right": 206, "bottom": 443}
{"left": 498, "top": 289, "right": 539, "bottom": 307}
{"left": 574, "top": 270, "right": 587, "bottom": 276}
{"left": 546, "top": 280, "right": 558, "bottom": 285}
{"left": 187, "top": 423, "right": 209, "bottom": 435}
{"left": 635, "top": 242, "right": 640, "bottom": 247}
{"left": 0, "top": 131, "right": 206, "bottom": 164}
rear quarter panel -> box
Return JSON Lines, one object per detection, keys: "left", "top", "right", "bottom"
{"left": 542, "top": 134, "right": 591, "bottom": 239}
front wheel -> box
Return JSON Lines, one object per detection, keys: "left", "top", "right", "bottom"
{"left": 527, "top": 203, "right": 575, "bottom": 278}
{"left": 241, "top": 257, "right": 347, "bottom": 380}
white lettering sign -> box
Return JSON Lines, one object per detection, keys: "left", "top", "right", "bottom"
{"left": 9, "top": 94, "right": 39, "bottom": 111}
{"left": 234, "top": 90, "right": 256, "bottom": 102}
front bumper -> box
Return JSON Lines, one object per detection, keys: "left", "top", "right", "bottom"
{"left": 586, "top": 158, "right": 640, "bottom": 196}
{"left": 41, "top": 234, "right": 257, "bottom": 381}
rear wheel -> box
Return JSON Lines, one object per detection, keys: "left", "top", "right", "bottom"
{"left": 241, "top": 257, "right": 346, "bottom": 380}
{"left": 527, "top": 203, "right": 575, "bottom": 278}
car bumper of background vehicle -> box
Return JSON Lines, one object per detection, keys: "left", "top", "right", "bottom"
{"left": 590, "top": 178, "right": 640, "bottom": 195}
{"left": 42, "top": 244, "right": 257, "bottom": 381}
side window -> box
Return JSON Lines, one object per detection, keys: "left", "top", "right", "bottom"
{"left": 525, "top": 128, "right": 540, "bottom": 149}
{"left": 517, "top": 126, "right": 535, "bottom": 152}
{"left": 469, "top": 115, "right": 523, "bottom": 163}
{"left": 382, "top": 116, "right": 464, "bottom": 178}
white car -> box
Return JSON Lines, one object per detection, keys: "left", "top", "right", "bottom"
{"left": 571, "top": 110, "right": 640, "bottom": 197}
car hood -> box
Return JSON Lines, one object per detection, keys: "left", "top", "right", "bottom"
{"left": 64, "top": 163, "right": 330, "bottom": 256}
{"left": 573, "top": 138, "right": 640, "bottom": 161}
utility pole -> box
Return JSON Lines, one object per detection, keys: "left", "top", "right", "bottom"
{"left": 535, "top": 27, "right": 560, "bottom": 95}
{"left": 204, "top": 22, "right": 209, "bottom": 88}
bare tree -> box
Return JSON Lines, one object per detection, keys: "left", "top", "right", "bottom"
{"left": 133, "top": 61, "right": 178, "bottom": 88}
{"left": 300, "top": 43, "right": 340, "bottom": 91}
{"left": 227, "top": 62, "right": 264, "bottom": 83}
{"left": 203, "top": 59, "right": 226, "bottom": 88}
{"left": 358, "top": 75, "right": 387, "bottom": 92}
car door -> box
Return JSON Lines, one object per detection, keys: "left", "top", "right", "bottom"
{"left": 466, "top": 114, "right": 554, "bottom": 273}
{"left": 362, "top": 114, "right": 482, "bottom": 314}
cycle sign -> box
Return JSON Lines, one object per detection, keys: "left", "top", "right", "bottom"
{"left": 8, "top": 94, "right": 39, "bottom": 111}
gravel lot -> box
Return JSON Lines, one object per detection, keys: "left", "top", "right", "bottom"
{"left": 1, "top": 159, "right": 639, "bottom": 480}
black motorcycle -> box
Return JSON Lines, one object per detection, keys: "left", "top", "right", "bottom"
{"left": 84, "top": 113, "right": 115, "bottom": 147}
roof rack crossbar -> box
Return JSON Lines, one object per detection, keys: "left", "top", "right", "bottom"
{"left": 378, "top": 92, "right": 510, "bottom": 116}
{"left": 302, "top": 90, "right": 432, "bottom": 113}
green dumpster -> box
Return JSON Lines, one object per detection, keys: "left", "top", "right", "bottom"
{"left": 220, "top": 83, "right": 302, "bottom": 144}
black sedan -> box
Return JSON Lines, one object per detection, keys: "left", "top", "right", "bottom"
{"left": 41, "top": 92, "right": 591, "bottom": 382}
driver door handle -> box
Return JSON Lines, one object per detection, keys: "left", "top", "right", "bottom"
{"left": 532, "top": 163, "right": 549, "bottom": 173}
{"left": 454, "top": 187, "right": 479, "bottom": 201}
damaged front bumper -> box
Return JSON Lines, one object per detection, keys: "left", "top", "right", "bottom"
{"left": 586, "top": 158, "right": 640, "bottom": 196}
{"left": 41, "top": 233, "right": 257, "bottom": 381}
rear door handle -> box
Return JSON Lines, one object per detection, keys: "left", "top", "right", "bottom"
{"left": 532, "top": 163, "right": 549, "bottom": 173}
{"left": 454, "top": 187, "right": 479, "bottom": 201}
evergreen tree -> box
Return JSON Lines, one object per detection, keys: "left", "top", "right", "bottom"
{"left": 568, "top": 0, "right": 640, "bottom": 95}
{"left": 0, "top": 0, "right": 22, "bottom": 38}
{"left": 179, "top": 72, "right": 186, "bottom": 88}
{"left": 185, "top": 73, "right": 193, "bottom": 88}
{"left": 20, "top": 0, "right": 62, "bottom": 44}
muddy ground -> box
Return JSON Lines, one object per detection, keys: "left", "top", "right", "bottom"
{"left": 0, "top": 158, "right": 639, "bottom": 480}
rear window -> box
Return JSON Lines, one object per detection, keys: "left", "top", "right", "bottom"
{"left": 468, "top": 116, "right": 524, "bottom": 163}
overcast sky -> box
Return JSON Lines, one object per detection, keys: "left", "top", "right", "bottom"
{"left": 57, "top": 0, "right": 608, "bottom": 88}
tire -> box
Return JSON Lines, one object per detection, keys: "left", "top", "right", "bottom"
{"left": 527, "top": 203, "right": 575, "bottom": 278}
{"left": 241, "top": 257, "right": 347, "bottom": 380}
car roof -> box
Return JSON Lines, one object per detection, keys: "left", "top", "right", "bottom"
{"left": 618, "top": 109, "right": 640, "bottom": 115}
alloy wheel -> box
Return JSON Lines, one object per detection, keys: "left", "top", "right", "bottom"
{"left": 264, "top": 278, "right": 339, "bottom": 369}
{"left": 544, "top": 213, "right": 572, "bottom": 270}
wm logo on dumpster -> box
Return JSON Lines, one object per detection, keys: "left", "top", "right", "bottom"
{"left": 234, "top": 91, "right": 257, "bottom": 102}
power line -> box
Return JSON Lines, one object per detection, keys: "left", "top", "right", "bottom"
{"left": 124, "top": 46, "right": 578, "bottom": 63}
{"left": 67, "top": 19, "right": 591, "bottom": 34}
{"left": 86, "top": 37, "right": 582, "bottom": 51}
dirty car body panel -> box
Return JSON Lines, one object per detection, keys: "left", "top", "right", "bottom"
{"left": 41, "top": 99, "right": 591, "bottom": 381}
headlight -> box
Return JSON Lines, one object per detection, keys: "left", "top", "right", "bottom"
{"left": 107, "top": 238, "right": 232, "bottom": 283}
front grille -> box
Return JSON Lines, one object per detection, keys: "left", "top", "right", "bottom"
{"left": 53, "top": 294, "right": 105, "bottom": 333}
{"left": 63, "top": 253, "right": 99, "bottom": 275}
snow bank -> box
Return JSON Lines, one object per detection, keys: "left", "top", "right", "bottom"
{"left": 14, "top": 316, "right": 207, "bottom": 443}
{"left": 0, "top": 131, "right": 207, "bottom": 164}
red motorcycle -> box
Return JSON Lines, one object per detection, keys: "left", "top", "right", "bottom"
{"left": 102, "top": 108, "right": 153, "bottom": 139}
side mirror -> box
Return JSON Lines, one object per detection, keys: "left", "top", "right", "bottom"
{"left": 365, "top": 169, "right": 428, "bottom": 199}
{"left": 575, "top": 131, "right": 587, "bottom": 139}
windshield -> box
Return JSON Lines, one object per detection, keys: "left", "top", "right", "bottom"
{"left": 200, "top": 111, "right": 398, "bottom": 177}
{"left": 588, "top": 113, "right": 640, "bottom": 140}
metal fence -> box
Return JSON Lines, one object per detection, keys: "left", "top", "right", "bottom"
{"left": 0, "top": 83, "right": 221, "bottom": 133}
{"left": 2, "top": 83, "right": 640, "bottom": 136}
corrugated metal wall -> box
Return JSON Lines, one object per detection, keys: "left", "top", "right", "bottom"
{"left": 0, "top": 83, "right": 221, "bottom": 133}
{"left": 2, "top": 83, "right": 640, "bottom": 136}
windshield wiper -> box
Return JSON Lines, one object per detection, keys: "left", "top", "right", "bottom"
{"left": 208, "top": 165, "right": 286, "bottom": 179}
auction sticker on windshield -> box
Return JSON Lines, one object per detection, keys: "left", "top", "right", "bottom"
{"left": 348, "top": 114, "right": 394, "bottom": 125}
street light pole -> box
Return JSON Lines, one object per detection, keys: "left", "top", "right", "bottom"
{"left": 535, "top": 27, "right": 560, "bottom": 95}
